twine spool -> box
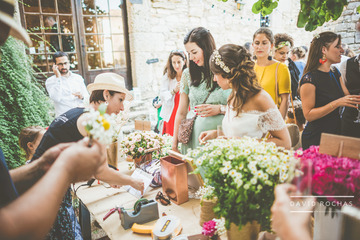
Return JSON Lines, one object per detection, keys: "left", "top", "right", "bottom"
{"left": 199, "top": 198, "right": 217, "bottom": 226}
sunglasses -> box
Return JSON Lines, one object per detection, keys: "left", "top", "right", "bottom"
{"left": 156, "top": 191, "right": 171, "bottom": 206}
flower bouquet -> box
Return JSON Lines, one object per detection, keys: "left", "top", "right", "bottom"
{"left": 295, "top": 146, "right": 360, "bottom": 209}
{"left": 83, "top": 104, "right": 117, "bottom": 146}
{"left": 187, "top": 137, "right": 298, "bottom": 234}
{"left": 202, "top": 218, "right": 226, "bottom": 240}
{"left": 82, "top": 104, "right": 120, "bottom": 167}
{"left": 119, "top": 131, "right": 164, "bottom": 164}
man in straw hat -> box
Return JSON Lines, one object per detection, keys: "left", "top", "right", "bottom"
{"left": 0, "top": 1, "right": 108, "bottom": 239}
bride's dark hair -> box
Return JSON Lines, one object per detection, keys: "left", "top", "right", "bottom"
{"left": 210, "top": 44, "right": 261, "bottom": 116}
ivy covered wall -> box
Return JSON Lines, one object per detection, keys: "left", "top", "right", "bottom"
{"left": 0, "top": 37, "right": 52, "bottom": 169}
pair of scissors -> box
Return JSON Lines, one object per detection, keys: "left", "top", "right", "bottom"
{"left": 103, "top": 205, "right": 121, "bottom": 221}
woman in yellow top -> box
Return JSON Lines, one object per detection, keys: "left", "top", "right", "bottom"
{"left": 252, "top": 27, "right": 291, "bottom": 119}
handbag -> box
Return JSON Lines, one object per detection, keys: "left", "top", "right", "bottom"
{"left": 178, "top": 91, "right": 212, "bottom": 144}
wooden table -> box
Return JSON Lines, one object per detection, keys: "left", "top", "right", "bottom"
{"left": 75, "top": 161, "right": 203, "bottom": 240}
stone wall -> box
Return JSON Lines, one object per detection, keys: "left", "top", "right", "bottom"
{"left": 322, "top": 0, "right": 360, "bottom": 52}
{"left": 126, "top": 0, "right": 315, "bottom": 98}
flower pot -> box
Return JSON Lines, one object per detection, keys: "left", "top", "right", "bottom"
{"left": 106, "top": 142, "right": 118, "bottom": 169}
{"left": 313, "top": 203, "right": 341, "bottom": 240}
{"left": 226, "top": 221, "right": 260, "bottom": 240}
{"left": 129, "top": 153, "right": 152, "bottom": 167}
{"left": 160, "top": 156, "right": 188, "bottom": 205}
{"left": 199, "top": 199, "right": 217, "bottom": 227}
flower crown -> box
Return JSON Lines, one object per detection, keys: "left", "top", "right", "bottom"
{"left": 212, "top": 50, "right": 230, "bottom": 73}
{"left": 275, "top": 41, "right": 291, "bottom": 49}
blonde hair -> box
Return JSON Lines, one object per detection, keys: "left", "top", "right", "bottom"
{"left": 19, "top": 126, "right": 45, "bottom": 159}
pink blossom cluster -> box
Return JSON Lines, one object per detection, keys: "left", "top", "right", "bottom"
{"left": 201, "top": 220, "right": 216, "bottom": 237}
{"left": 295, "top": 146, "right": 360, "bottom": 207}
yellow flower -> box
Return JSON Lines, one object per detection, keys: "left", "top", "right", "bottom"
{"left": 102, "top": 120, "right": 110, "bottom": 130}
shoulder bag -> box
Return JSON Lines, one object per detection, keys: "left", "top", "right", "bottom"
{"left": 178, "top": 91, "right": 212, "bottom": 144}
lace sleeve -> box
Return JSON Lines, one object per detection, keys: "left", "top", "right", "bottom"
{"left": 299, "top": 72, "right": 314, "bottom": 87}
{"left": 257, "top": 107, "right": 286, "bottom": 133}
{"left": 180, "top": 69, "right": 190, "bottom": 95}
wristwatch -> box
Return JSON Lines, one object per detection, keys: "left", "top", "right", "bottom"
{"left": 220, "top": 105, "right": 226, "bottom": 114}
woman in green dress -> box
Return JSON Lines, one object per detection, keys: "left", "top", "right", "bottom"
{"left": 172, "top": 27, "right": 230, "bottom": 154}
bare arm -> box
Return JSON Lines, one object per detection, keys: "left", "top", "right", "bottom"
{"left": 300, "top": 83, "right": 360, "bottom": 122}
{"left": 10, "top": 143, "right": 71, "bottom": 195}
{"left": 255, "top": 91, "right": 291, "bottom": 149}
{"left": 94, "top": 167, "right": 144, "bottom": 194}
{"left": 0, "top": 140, "right": 105, "bottom": 240}
{"left": 171, "top": 92, "right": 189, "bottom": 152}
{"left": 278, "top": 93, "right": 290, "bottom": 119}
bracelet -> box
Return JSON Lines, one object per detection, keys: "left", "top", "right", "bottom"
{"left": 330, "top": 102, "right": 334, "bottom": 109}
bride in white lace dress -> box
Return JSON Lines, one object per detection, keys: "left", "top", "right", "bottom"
{"left": 199, "top": 44, "right": 291, "bottom": 149}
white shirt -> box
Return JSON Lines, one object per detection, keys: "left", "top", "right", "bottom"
{"left": 159, "top": 73, "right": 178, "bottom": 122}
{"left": 45, "top": 71, "right": 89, "bottom": 117}
{"left": 222, "top": 106, "right": 286, "bottom": 138}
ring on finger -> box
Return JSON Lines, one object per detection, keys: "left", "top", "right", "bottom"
{"left": 349, "top": 97, "right": 353, "bottom": 101}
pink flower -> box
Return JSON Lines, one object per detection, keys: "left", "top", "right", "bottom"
{"left": 202, "top": 220, "right": 216, "bottom": 237}
{"left": 296, "top": 146, "right": 360, "bottom": 208}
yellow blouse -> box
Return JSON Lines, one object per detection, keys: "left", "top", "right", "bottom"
{"left": 254, "top": 62, "right": 291, "bottom": 107}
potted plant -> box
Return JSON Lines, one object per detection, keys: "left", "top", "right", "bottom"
{"left": 187, "top": 137, "right": 297, "bottom": 240}
{"left": 196, "top": 186, "right": 217, "bottom": 227}
{"left": 295, "top": 146, "right": 360, "bottom": 240}
{"left": 119, "top": 131, "right": 164, "bottom": 165}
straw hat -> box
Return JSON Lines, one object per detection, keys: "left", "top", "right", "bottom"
{"left": 87, "top": 73, "right": 133, "bottom": 101}
{"left": 0, "top": 0, "right": 31, "bottom": 46}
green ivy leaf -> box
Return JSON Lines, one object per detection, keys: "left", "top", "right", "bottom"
{"left": 252, "top": 0, "right": 262, "bottom": 14}
{"left": 297, "top": 11, "right": 308, "bottom": 28}
{"left": 357, "top": 5, "right": 360, "bottom": 14}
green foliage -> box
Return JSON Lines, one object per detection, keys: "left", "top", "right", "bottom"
{"left": 297, "top": 0, "right": 348, "bottom": 31}
{"left": 251, "top": 0, "right": 279, "bottom": 16}
{"left": 0, "top": 37, "right": 52, "bottom": 169}
{"left": 187, "top": 138, "right": 298, "bottom": 231}
{"left": 218, "top": 0, "right": 350, "bottom": 32}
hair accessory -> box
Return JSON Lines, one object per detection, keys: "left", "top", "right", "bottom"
{"left": 212, "top": 50, "right": 230, "bottom": 73}
{"left": 171, "top": 49, "right": 186, "bottom": 59}
{"left": 275, "top": 41, "right": 291, "bottom": 49}
{"left": 314, "top": 33, "right": 321, "bottom": 39}
{"left": 87, "top": 72, "right": 133, "bottom": 101}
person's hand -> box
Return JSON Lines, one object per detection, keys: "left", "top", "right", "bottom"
{"left": 194, "top": 104, "right": 221, "bottom": 117}
{"left": 173, "top": 81, "right": 180, "bottom": 94}
{"left": 171, "top": 145, "right": 180, "bottom": 153}
{"left": 55, "top": 138, "right": 106, "bottom": 183}
{"left": 37, "top": 143, "right": 72, "bottom": 173}
{"left": 271, "top": 184, "right": 313, "bottom": 240}
{"left": 131, "top": 178, "right": 145, "bottom": 195}
{"left": 72, "top": 92, "right": 83, "bottom": 100}
{"left": 52, "top": 65, "right": 61, "bottom": 78}
{"left": 198, "top": 130, "right": 217, "bottom": 144}
{"left": 154, "top": 103, "right": 162, "bottom": 109}
{"left": 334, "top": 95, "right": 360, "bottom": 109}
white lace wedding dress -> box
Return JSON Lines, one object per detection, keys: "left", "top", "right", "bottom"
{"left": 222, "top": 105, "right": 286, "bottom": 138}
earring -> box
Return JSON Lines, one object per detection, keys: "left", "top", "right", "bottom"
{"left": 267, "top": 50, "right": 273, "bottom": 60}
{"left": 319, "top": 54, "right": 327, "bottom": 64}
{"left": 105, "top": 101, "right": 108, "bottom": 105}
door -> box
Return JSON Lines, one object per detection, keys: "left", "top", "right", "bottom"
{"left": 19, "top": 0, "right": 132, "bottom": 87}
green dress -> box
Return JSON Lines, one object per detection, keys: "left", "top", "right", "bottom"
{"left": 180, "top": 69, "right": 231, "bottom": 154}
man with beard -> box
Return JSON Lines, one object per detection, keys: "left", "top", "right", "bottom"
{"left": 46, "top": 51, "right": 89, "bottom": 116}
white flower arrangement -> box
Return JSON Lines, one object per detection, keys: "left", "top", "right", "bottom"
{"left": 119, "top": 131, "right": 164, "bottom": 159}
{"left": 187, "top": 137, "right": 298, "bottom": 231}
{"left": 83, "top": 104, "right": 117, "bottom": 146}
{"left": 196, "top": 185, "right": 215, "bottom": 200}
